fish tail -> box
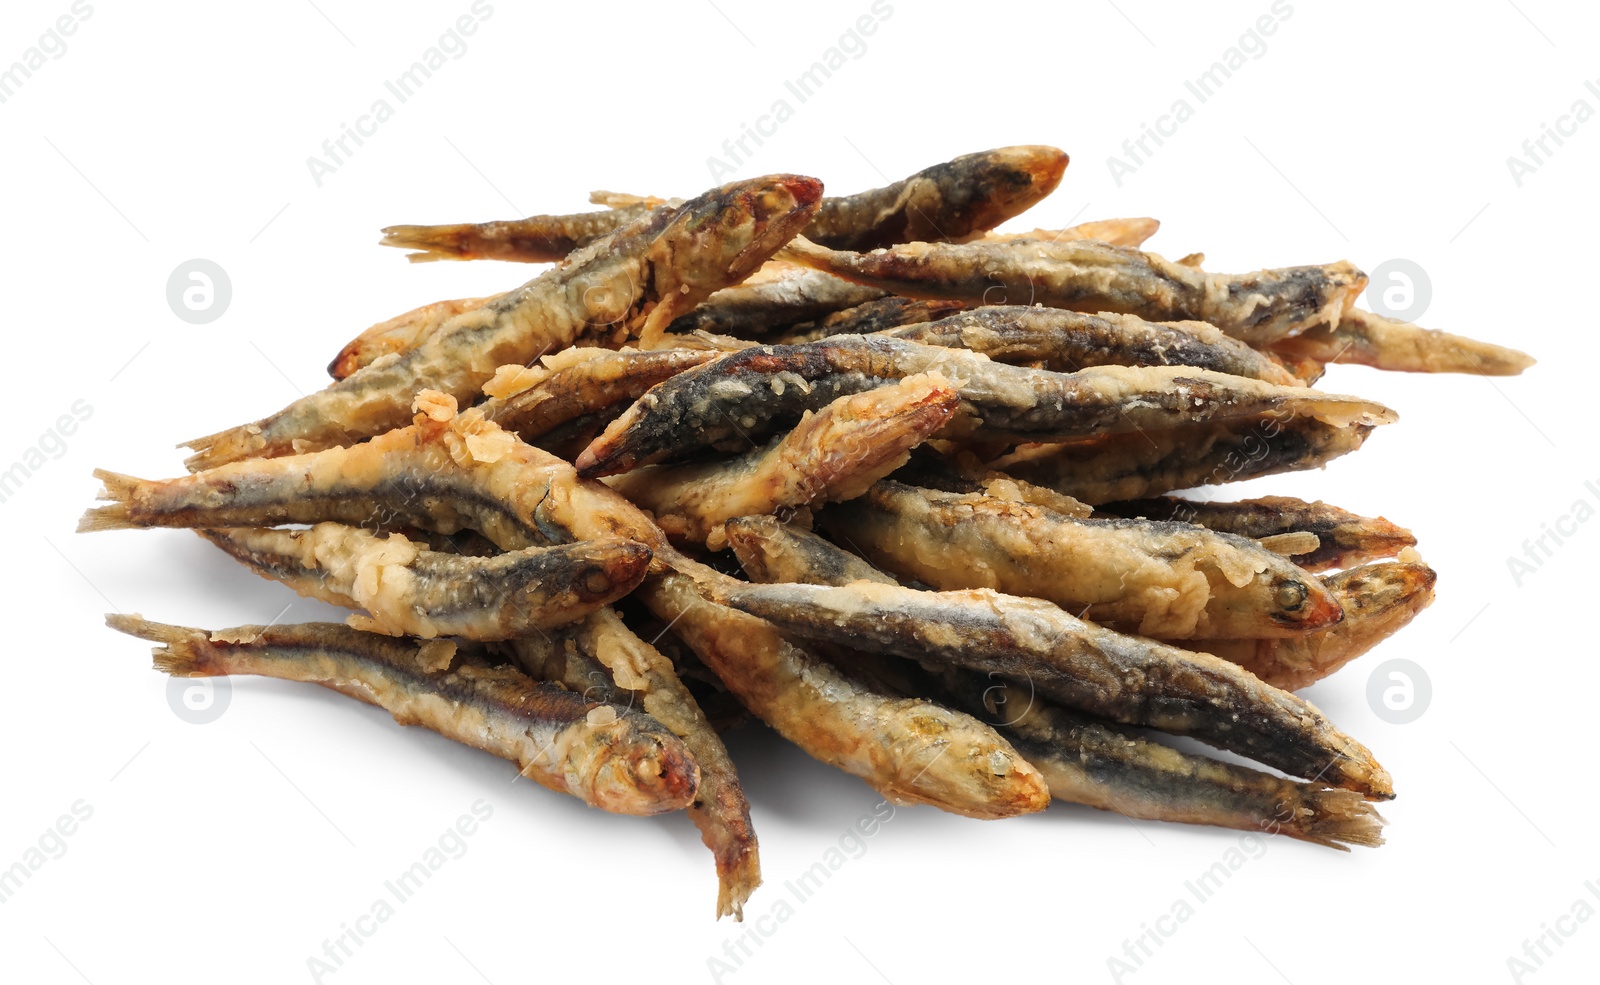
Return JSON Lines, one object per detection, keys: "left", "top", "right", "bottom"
{"left": 76, "top": 469, "right": 144, "bottom": 531}
{"left": 378, "top": 224, "right": 475, "bottom": 263}
{"left": 181, "top": 423, "right": 266, "bottom": 471}
{"left": 105, "top": 614, "right": 223, "bottom": 676}
{"left": 1294, "top": 787, "right": 1387, "bottom": 851}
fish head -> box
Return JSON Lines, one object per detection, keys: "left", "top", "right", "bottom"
{"left": 576, "top": 716, "right": 702, "bottom": 816}
{"left": 884, "top": 709, "right": 1052, "bottom": 820}
{"left": 1335, "top": 558, "right": 1438, "bottom": 617}
{"left": 1265, "top": 568, "right": 1346, "bottom": 632}
{"left": 641, "top": 174, "right": 824, "bottom": 336}
{"left": 557, "top": 538, "right": 654, "bottom": 606}
{"left": 935, "top": 145, "right": 1069, "bottom": 234}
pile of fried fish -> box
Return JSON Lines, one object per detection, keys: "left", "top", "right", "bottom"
{"left": 84, "top": 146, "right": 1532, "bottom": 919}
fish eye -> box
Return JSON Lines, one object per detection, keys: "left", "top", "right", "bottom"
{"left": 1276, "top": 581, "right": 1308, "bottom": 612}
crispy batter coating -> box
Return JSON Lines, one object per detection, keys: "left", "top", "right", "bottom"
{"left": 575, "top": 335, "right": 1395, "bottom": 477}
{"left": 109, "top": 616, "right": 698, "bottom": 816}
{"left": 607, "top": 375, "right": 958, "bottom": 549}
{"left": 778, "top": 235, "right": 1366, "bottom": 346}
{"left": 1096, "top": 494, "right": 1417, "bottom": 572}
{"left": 183, "top": 175, "right": 823, "bottom": 469}
{"left": 1269, "top": 309, "right": 1535, "bottom": 376}
{"left": 198, "top": 524, "right": 649, "bottom": 640}
{"left": 990, "top": 416, "right": 1383, "bottom": 505}
{"left": 722, "top": 516, "right": 1383, "bottom": 848}
{"left": 1191, "top": 559, "right": 1437, "bottom": 690}
{"left": 820, "top": 480, "right": 1343, "bottom": 639}
{"left": 711, "top": 580, "right": 1392, "bottom": 799}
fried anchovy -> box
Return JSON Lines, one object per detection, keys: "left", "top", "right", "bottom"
{"left": 498, "top": 626, "right": 640, "bottom": 710}
{"left": 575, "top": 334, "right": 1396, "bottom": 476}
{"left": 183, "top": 175, "right": 822, "bottom": 469}
{"left": 721, "top": 515, "right": 1382, "bottom": 847}
{"left": 1192, "top": 559, "right": 1437, "bottom": 691}
{"left": 883, "top": 306, "right": 1300, "bottom": 382}
{"left": 803, "top": 144, "right": 1068, "bottom": 250}
{"left": 607, "top": 374, "right": 958, "bottom": 549}
{"left": 478, "top": 347, "right": 721, "bottom": 445}
{"left": 1268, "top": 308, "right": 1535, "bottom": 376}
{"left": 109, "top": 616, "right": 699, "bottom": 816}
{"left": 724, "top": 519, "right": 1384, "bottom": 844}
{"left": 662, "top": 265, "right": 888, "bottom": 339}
{"left": 638, "top": 574, "right": 1050, "bottom": 819}
{"left": 889, "top": 446, "right": 1095, "bottom": 517}
{"left": 980, "top": 216, "right": 1160, "bottom": 248}
{"left": 778, "top": 236, "right": 1366, "bottom": 346}
{"left": 96, "top": 401, "right": 762, "bottom": 919}
{"left": 820, "top": 480, "right": 1342, "bottom": 639}
{"left": 85, "top": 396, "right": 570, "bottom": 549}
{"left": 724, "top": 515, "right": 896, "bottom": 588}
{"left": 775, "top": 297, "right": 970, "bottom": 345}
{"left": 197, "top": 524, "right": 650, "bottom": 640}
{"left": 1096, "top": 494, "right": 1417, "bottom": 572}
{"left": 394, "top": 145, "right": 1067, "bottom": 265}
{"left": 990, "top": 416, "right": 1382, "bottom": 505}
{"left": 378, "top": 201, "right": 663, "bottom": 263}
{"left": 328, "top": 295, "right": 497, "bottom": 380}
{"left": 956, "top": 674, "right": 1384, "bottom": 849}
{"left": 709, "top": 580, "right": 1392, "bottom": 798}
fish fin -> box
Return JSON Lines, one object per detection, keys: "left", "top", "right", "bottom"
{"left": 105, "top": 614, "right": 219, "bottom": 676}
{"left": 1295, "top": 787, "right": 1387, "bottom": 850}
{"left": 378, "top": 224, "right": 475, "bottom": 263}
{"left": 180, "top": 422, "right": 267, "bottom": 471}
{"left": 76, "top": 469, "right": 145, "bottom": 531}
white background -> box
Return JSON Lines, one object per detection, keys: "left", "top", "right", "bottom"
{"left": 2, "top": 1, "right": 1595, "bottom": 982}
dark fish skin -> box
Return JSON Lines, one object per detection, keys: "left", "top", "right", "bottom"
{"left": 482, "top": 348, "right": 722, "bottom": 444}
{"left": 662, "top": 267, "right": 887, "bottom": 339}
{"left": 720, "top": 514, "right": 1382, "bottom": 847}
{"left": 196, "top": 526, "right": 651, "bottom": 640}
{"left": 804, "top": 145, "right": 1069, "bottom": 251}
{"left": 106, "top": 616, "right": 700, "bottom": 816}
{"left": 990, "top": 417, "right": 1380, "bottom": 506}
{"left": 948, "top": 672, "right": 1385, "bottom": 849}
{"left": 779, "top": 236, "right": 1366, "bottom": 346}
{"left": 774, "top": 297, "right": 969, "bottom": 345}
{"left": 574, "top": 335, "right": 1394, "bottom": 477}
{"left": 883, "top": 306, "right": 1298, "bottom": 383}
{"left": 711, "top": 580, "right": 1393, "bottom": 799}
{"left": 1095, "top": 495, "right": 1417, "bottom": 572}
{"left": 380, "top": 145, "right": 1068, "bottom": 263}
